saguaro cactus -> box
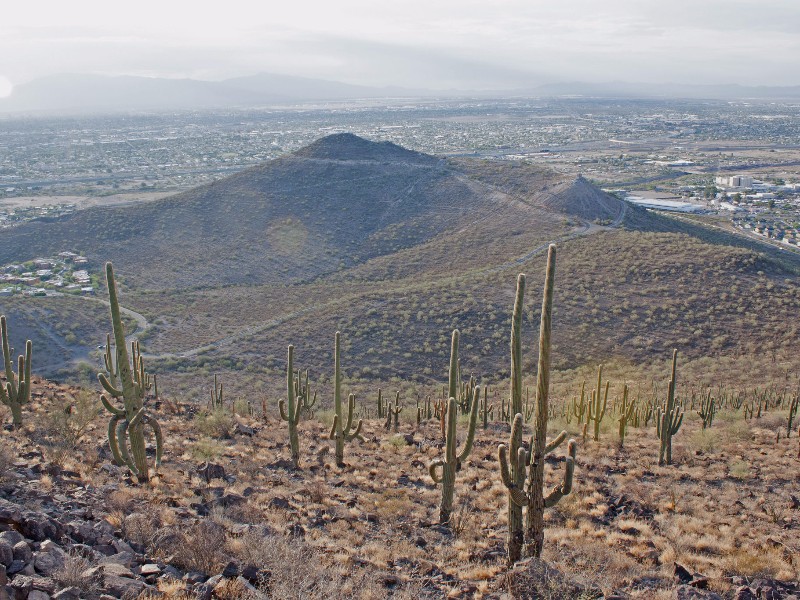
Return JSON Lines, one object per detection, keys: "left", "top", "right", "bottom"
{"left": 429, "top": 389, "right": 479, "bottom": 524}
{"left": 327, "top": 331, "right": 363, "bottom": 466}
{"left": 385, "top": 392, "right": 402, "bottom": 431}
{"left": 697, "top": 390, "right": 716, "bottom": 430}
{"left": 587, "top": 366, "right": 608, "bottom": 441}
{"left": 498, "top": 244, "right": 577, "bottom": 560}
{"left": 280, "top": 345, "right": 302, "bottom": 468}
{"left": 617, "top": 384, "right": 635, "bottom": 446}
{"left": 210, "top": 374, "right": 224, "bottom": 410}
{"left": 98, "top": 263, "right": 163, "bottom": 482}
{"left": 787, "top": 394, "right": 799, "bottom": 437}
{"left": 656, "top": 349, "right": 683, "bottom": 466}
{"left": 510, "top": 273, "right": 525, "bottom": 417}
{"left": 481, "top": 386, "right": 494, "bottom": 429}
{"left": 0, "top": 316, "right": 32, "bottom": 428}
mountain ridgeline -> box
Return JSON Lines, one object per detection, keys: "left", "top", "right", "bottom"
{"left": 0, "top": 133, "right": 621, "bottom": 290}
{"left": 1, "top": 134, "right": 798, "bottom": 388}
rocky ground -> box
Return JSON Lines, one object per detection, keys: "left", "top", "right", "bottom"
{"left": 0, "top": 377, "right": 798, "bottom": 599}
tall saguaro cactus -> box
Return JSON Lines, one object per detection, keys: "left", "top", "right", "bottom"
{"left": 656, "top": 349, "right": 683, "bottom": 466}
{"left": 510, "top": 273, "right": 525, "bottom": 418}
{"left": 98, "top": 262, "right": 163, "bottom": 482}
{"left": 498, "top": 245, "right": 577, "bottom": 561}
{"left": 0, "top": 315, "right": 32, "bottom": 428}
{"left": 587, "top": 366, "right": 608, "bottom": 441}
{"left": 429, "top": 386, "right": 479, "bottom": 524}
{"left": 280, "top": 345, "right": 302, "bottom": 468}
{"left": 328, "top": 331, "right": 363, "bottom": 466}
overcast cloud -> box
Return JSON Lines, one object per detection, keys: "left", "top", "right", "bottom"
{"left": 1, "top": 0, "right": 798, "bottom": 95}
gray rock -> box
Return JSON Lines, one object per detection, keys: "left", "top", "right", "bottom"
{"left": 674, "top": 585, "right": 723, "bottom": 600}
{"left": 0, "top": 533, "right": 24, "bottom": 548}
{"left": 162, "top": 565, "right": 182, "bottom": 580}
{"left": 8, "top": 575, "right": 32, "bottom": 597}
{"left": 100, "top": 563, "right": 134, "bottom": 579}
{"left": 27, "top": 591, "right": 50, "bottom": 600}
{"left": 6, "top": 560, "right": 26, "bottom": 575}
{"left": 98, "top": 552, "right": 136, "bottom": 568}
{"left": 0, "top": 543, "right": 12, "bottom": 569}
{"left": 33, "top": 546, "right": 65, "bottom": 577}
{"left": 51, "top": 588, "right": 81, "bottom": 600}
{"left": 66, "top": 521, "right": 97, "bottom": 545}
{"left": 30, "top": 577, "right": 56, "bottom": 594}
{"left": 103, "top": 574, "right": 149, "bottom": 598}
{"left": 12, "top": 542, "right": 31, "bottom": 564}
{"left": 194, "top": 582, "right": 213, "bottom": 600}
{"left": 140, "top": 564, "right": 161, "bottom": 577}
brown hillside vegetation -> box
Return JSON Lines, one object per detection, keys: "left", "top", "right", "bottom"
{"left": 0, "top": 134, "right": 798, "bottom": 395}
{"left": 0, "top": 375, "right": 797, "bottom": 599}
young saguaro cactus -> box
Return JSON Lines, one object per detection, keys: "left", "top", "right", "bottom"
{"left": 327, "top": 331, "right": 363, "bottom": 466}
{"left": 0, "top": 315, "right": 32, "bottom": 428}
{"left": 510, "top": 273, "right": 525, "bottom": 418}
{"left": 481, "top": 385, "right": 494, "bottom": 430}
{"left": 587, "top": 366, "right": 608, "bottom": 441}
{"left": 210, "top": 373, "right": 224, "bottom": 410}
{"left": 697, "top": 389, "right": 716, "bottom": 430}
{"left": 280, "top": 345, "right": 303, "bottom": 468}
{"left": 385, "top": 392, "right": 402, "bottom": 431}
{"left": 617, "top": 384, "right": 635, "bottom": 446}
{"left": 498, "top": 244, "right": 577, "bottom": 560}
{"left": 429, "top": 385, "right": 480, "bottom": 524}
{"left": 98, "top": 263, "right": 163, "bottom": 482}
{"left": 656, "top": 349, "right": 683, "bottom": 466}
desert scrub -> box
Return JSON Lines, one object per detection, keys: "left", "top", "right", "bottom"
{"left": 38, "top": 390, "right": 100, "bottom": 465}
{"left": 689, "top": 428, "right": 719, "bottom": 454}
{"left": 728, "top": 459, "right": 751, "bottom": 479}
{"left": 189, "top": 437, "right": 225, "bottom": 461}
{"left": 194, "top": 407, "right": 235, "bottom": 438}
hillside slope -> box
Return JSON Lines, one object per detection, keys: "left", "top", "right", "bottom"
{"left": 1, "top": 134, "right": 798, "bottom": 389}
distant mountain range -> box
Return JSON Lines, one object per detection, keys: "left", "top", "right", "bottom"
{"left": 2, "top": 73, "right": 800, "bottom": 114}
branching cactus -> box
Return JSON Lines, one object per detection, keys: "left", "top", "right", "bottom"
{"left": 0, "top": 315, "right": 32, "bottom": 428}
{"left": 385, "top": 392, "right": 402, "bottom": 431}
{"left": 210, "top": 373, "right": 224, "bottom": 410}
{"left": 377, "top": 389, "right": 385, "bottom": 419}
{"left": 497, "top": 245, "right": 576, "bottom": 561}
{"left": 429, "top": 388, "right": 479, "bottom": 524}
{"left": 280, "top": 345, "right": 303, "bottom": 468}
{"left": 294, "top": 367, "right": 316, "bottom": 418}
{"left": 481, "top": 385, "right": 494, "bottom": 429}
{"left": 697, "top": 390, "right": 716, "bottom": 430}
{"left": 787, "top": 394, "right": 798, "bottom": 437}
{"left": 617, "top": 384, "right": 635, "bottom": 446}
{"left": 98, "top": 263, "right": 163, "bottom": 482}
{"left": 327, "top": 331, "right": 363, "bottom": 466}
{"left": 510, "top": 273, "right": 525, "bottom": 417}
{"left": 656, "top": 349, "right": 683, "bottom": 466}
{"left": 571, "top": 382, "right": 587, "bottom": 425}
{"left": 587, "top": 367, "right": 608, "bottom": 441}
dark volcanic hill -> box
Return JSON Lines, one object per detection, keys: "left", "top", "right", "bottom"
{"left": 1, "top": 134, "right": 799, "bottom": 389}
{"left": 0, "top": 133, "right": 619, "bottom": 290}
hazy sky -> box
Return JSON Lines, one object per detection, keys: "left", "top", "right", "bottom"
{"left": 2, "top": 0, "right": 799, "bottom": 96}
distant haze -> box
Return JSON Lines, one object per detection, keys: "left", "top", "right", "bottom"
{"left": 1, "top": 1, "right": 798, "bottom": 97}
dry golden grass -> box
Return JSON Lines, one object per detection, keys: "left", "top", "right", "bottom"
{"left": 4, "top": 377, "right": 799, "bottom": 599}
